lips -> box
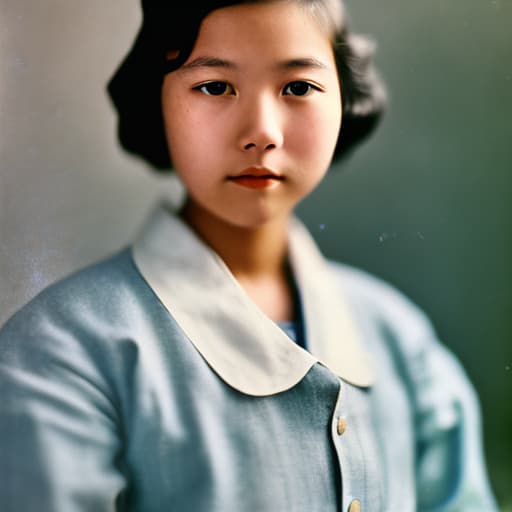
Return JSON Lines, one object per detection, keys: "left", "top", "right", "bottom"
{"left": 227, "top": 167, "right": 283, "bottom": 190}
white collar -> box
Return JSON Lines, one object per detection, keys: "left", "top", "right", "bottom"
{"left": 132, "top": 203, "right": 374, "bottom": 396}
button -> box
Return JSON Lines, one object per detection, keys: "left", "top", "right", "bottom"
{"left": 337, "top": 417, "right": 347, "bottom": 436}
{"left": 348, "top": 498, "right": 361, "bottom": 512}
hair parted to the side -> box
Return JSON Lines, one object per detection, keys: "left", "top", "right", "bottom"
{"left": 107, "top": 0, "right": 386, "bottom": 172}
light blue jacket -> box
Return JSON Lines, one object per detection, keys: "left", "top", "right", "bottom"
{"left": 0, "top": 204, "right": 497, "bottom": 511}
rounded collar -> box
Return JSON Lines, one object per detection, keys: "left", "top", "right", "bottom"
{"left": 132, "top": 203, "right": 374, "bottom": 396}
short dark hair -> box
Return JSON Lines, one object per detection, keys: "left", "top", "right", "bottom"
{"left": 107, "top": 0, "right": 386, "bottom": 171}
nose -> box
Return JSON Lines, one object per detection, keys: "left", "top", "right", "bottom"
{"left": 238, "top": 93, "right": 283, "bottom": 152}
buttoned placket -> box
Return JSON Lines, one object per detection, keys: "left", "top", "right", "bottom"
{"left": 330, "top": 379, "right": 367, "bottom": 512}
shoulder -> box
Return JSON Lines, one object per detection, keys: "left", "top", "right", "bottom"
{"left": 327, "top": 260, "right": 435, "bottom": 351}
{"left": 2, "top": 248, "right": 152, "bottom": 332}
{"left": 27, "top": 248, "right": 144, "bottom": 312}
{"left": 0, "top": 248, "right": 162, "bottom": 372}
{"left": 0, "top": 247, "right": 173, "bottom": 416}
{"left": 327, "top": 259, "right": 480, "bottom": 414}
{"left": 325, "top": 261, "right": 476, "bottom": 402}
{"left": 328, "top": 260, "right": 416, "bottom": 311}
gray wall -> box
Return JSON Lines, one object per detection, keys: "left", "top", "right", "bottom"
{"left": 1, "top": 0, "right": 510, "bottom": 507}
{"left": 0, "top": 1, "right": 184, "bottom": 322}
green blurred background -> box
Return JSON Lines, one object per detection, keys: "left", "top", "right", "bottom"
{"left": 298, "top": 0, "right": 512, "bottom": 506}
{"left": 1, "top": 0, "right": 510, "bottom": 507}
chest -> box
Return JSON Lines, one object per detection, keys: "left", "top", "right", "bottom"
{"left": 116, "top": 328, "right": 416, "bottom": 512}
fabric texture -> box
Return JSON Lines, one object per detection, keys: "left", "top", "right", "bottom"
{"left": 0, "top": 205, "right": 497, "bottom": 511}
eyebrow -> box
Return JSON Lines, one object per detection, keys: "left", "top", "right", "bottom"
{"left": 278, "top": 57, "right": 330, "bottom": 71}
{"left": 179, "top": 56, "right": 330, "bottom": 72}
{"left": 180, "top": 56, "right": 236, "bottom": 71}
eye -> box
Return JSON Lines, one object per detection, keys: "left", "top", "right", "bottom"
{"left": 194, "top": 81, "right": 235, "bottom": 96}
{"left": 282, "top": 81, "right": 321, "bottom": 96}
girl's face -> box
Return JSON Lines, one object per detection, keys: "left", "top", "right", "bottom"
{"left": 162, "top": 1, "right": 342, "bottom": 230}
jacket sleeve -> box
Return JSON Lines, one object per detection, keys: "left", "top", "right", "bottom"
{"left": 411, "top": 335, "right": 498, "bottom": 512}
{"left": 0, "top": 301, "right": 127, "bottom": 511}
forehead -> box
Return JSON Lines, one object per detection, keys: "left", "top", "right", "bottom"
{"left": 182, "top": 1, "right": 336, "bottom": 68}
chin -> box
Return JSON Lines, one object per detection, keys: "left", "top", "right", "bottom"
{"left": 216, "top": 205, "right": 288, "bottom": 231}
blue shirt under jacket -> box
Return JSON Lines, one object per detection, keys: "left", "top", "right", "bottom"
{"left": 0, "top": 204, "right": 497, "bottom": 511}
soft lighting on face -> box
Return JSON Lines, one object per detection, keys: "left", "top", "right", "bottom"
{"left": 161, "top": 1, "right": 342, "bottom": 231}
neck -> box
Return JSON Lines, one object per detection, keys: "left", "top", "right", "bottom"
{"left": 179, "top": 198, "right": 297, "bottom": 322}
{"left": 180, "top": 199, "right": 290, "bottom": 280}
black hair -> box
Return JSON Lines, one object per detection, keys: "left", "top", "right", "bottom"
{"left": 107, "top": 0, "right": 386, "bottom": 171}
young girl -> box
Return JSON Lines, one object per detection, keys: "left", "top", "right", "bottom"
{"left": 0, "top": 1, "right": 498, "bottom": 510}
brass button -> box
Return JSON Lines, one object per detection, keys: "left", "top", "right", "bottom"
{"left": 348, "top": 498, "right": 361, "bottom": 512}
{"left": 337, "top": 417, "right": 347, "bottom": 436}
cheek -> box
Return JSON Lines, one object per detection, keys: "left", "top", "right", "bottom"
{"left": 164, "top": 108, "right": 202, "bottom": 167}
{"left": 168, "top": 108, "right": 228, "bottom": 165}
{"left": 163, "top": 112, "right": 219, "bottom": 192}
{"left": 287, "top": 106, "right": 341, "bottom": 163}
